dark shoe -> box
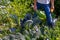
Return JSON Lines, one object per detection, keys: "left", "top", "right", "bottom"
{"left": 50, "top": 18, "right": 58, "bottom": 28}
{"left": 52, "top": 18, "right": 57, "bottom": 23}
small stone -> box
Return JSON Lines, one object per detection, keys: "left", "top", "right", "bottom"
{"left": 3, "top": 36, "right": 10, "bottom": 40}
{"left": 0, "top": 38, "right": 2, "bottom": 40}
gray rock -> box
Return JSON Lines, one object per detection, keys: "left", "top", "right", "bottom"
{"left": 17, "top": 33, "right": 25, "bottom": 40}
{"left": 0, "top": 38, "right": 2, "bottom": 40}
{"left": 0, "top": 6, "right": 6, "bottom": 9}
{"left": 9, "top": 33, "right": 25, "bottom": 40}
{"left": 31, "top": 38, "right": 36, "bottom": 40}
{"left": 9, "top": 34, "right": 16, "bottom": 40}
{"left": 3, "top": 36, "right": 10, "bottom": 40}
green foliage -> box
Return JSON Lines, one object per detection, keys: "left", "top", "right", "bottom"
{"left": 0, "top": 0, "right": 60, "bottom": 40}
{"left": 54, "top": 0, "right": 60, "bottom": 15}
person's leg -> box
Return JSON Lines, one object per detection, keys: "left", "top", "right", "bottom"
{"left": 43, "top": 4, "right": 53, "bottom": 27}
{"left": 33, "top": 2, "right": 41, "bottom": 18}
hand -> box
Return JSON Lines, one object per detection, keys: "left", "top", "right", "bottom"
{"left": 50, "top": 6, "right": 54, "bottom": 13}
{"left": 34, "top": 5, "right": 37, "bottom": 11}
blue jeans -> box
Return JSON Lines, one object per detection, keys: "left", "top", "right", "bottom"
{"left": 36, "top": 2, "right": 53, "bottom": 26}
